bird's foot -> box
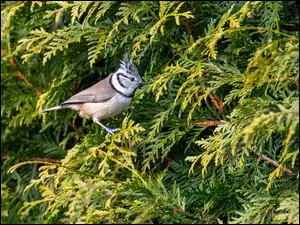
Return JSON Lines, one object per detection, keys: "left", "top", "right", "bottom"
{"left": 111, "top": 128, "right": 121, "bottom": 133}
{"left": 105, "top": 127, "right": 121, "bottom": 138}
{"left": 93, "top": 118, "right": 121, "bottom": 137}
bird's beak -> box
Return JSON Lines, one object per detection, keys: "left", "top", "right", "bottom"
{"left": 139, "top": 80, "right": 148, "bottom": 86}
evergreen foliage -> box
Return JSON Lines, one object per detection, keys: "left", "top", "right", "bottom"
{"left": 1, "top": 1, "right": 299, "bottom": 224}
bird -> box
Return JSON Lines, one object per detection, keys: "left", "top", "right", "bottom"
{"left": 42, "top": 56, "right": 146, "bottom": 135}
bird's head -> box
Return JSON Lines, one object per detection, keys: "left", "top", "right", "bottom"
{"left": 111, "top": 55, "right": 146, "bottom": 97}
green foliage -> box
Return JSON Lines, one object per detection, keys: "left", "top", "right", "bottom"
{"left": 1, "top": 1, "right": 299, "bottom": 224}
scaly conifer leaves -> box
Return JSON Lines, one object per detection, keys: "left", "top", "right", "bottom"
{"left": 1, "top": 1, "right": 299, "bottom": 224}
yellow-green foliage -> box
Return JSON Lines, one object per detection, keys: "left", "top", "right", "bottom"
{"left": 1, "top": 1, "right": 299, "bottom": 224}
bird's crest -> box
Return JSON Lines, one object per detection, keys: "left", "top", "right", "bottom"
{"left": 120, "top": 53, "right": 139, "bottom": 76}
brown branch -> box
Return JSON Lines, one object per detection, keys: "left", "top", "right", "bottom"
{"left": 192, "top": 120, "right": 222, "bottom": 126}
{"left": 2, "top": 155, "right": 61, "bottom": 164}
{"left": 199, "top": 74, "right": 224, "bottom": 112}
{"left": 172, "top": 208, "right": 181, "bottom": 213}
{"left": 175, "top": 120, "right": 222, "bottom": 126}
{"left": 208, "top": 93, "right": 224, "bottom": 112}
{"left": 255, "top": 152, "right": 294, "bottom": 175}
{"left": 9, "top": 58, "right": 43, "bottom": 96}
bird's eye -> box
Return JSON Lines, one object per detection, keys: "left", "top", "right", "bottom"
{"left": 130, "top": 77, "right": 135, "bottom": 82}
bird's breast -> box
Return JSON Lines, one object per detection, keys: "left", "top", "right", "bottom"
{"left": 79, "top": 93, "right": 132, "bottom": 120}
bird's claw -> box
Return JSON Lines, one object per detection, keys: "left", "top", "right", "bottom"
{"left": 111, "top": 128, "right": 121, "bottom": 132}
{"left": 105, "top": 127, "right": 121, "bottom": 138}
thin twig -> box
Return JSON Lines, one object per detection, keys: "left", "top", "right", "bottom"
{"left": 192, "top": 120, "right": 222, "bottom": 126}
{"left": 9, "top": 58, "right": 43, "bottom": 96}
{"left": 255, "top": 152, "right": 294, "bottom": 175}
{"left": 208, "top": 93, "right": 224, "bottom": 112}
{"left": 175, "top": 120, "right": 222, "bottom": 126}
{"left": 2, "top": 155, "right": 61, "bottom": 164}
{"left": 199, "top": 74, "right": 224, "bottom": 112}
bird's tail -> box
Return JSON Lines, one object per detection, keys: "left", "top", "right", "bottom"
{"left": 42, "top": 105, "right": 62, "bottom": 113}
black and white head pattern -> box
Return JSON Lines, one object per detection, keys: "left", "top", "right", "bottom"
{"left": 110, "top": 56, "right": 143, "bottom": 97}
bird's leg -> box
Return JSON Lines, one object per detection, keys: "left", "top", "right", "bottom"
{"left": 111, "top": 128, "right": 121, "bottom": 132}
{"left": 93, "top": 118, "right": 120, "bottom": 135}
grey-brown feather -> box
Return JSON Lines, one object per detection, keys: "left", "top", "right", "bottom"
{"left": 61, "top": 73, "right": 116, "bottom": 105}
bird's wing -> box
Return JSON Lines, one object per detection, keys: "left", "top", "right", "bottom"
{"left": 61, "top": 74, "right": 116, "bottom": 105}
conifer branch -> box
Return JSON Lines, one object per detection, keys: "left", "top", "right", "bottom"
{"left": 9, "top": 58, "right": 43, "bottom": 96}
{"left": 266, "top": 77, "right": 297, "bottom": 83}
{"left": 175, "top": 120, "right": 222, "bottom": 126}
{"left": 200, "top": 74, "right": 224, "bottom": 112}
{"left": 256, "top": 152, "right": 294, "bottom": 175}
{"left": 208, "top": 93, "right": 224, "bottom": 112}
{"left": 192, "top": 120, "right": 222, "bottom": 126}
{"left": 1, "top": 1, "right": 298, "bottom": 224}
{"left": 263, "top": 76, "right": 299, "bottom": 89}
{"left": 141, "top": 1, "right": 158, "bottom": 20}
{"left": 7, "top": 159, "right": 121, "bottom": 183}
{"left": 1, "top": 154, "right": 61, "bottom": 164}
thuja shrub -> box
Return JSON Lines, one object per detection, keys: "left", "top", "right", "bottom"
{"left": 1, "top": 1, "right": 299, "bottom": 224}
